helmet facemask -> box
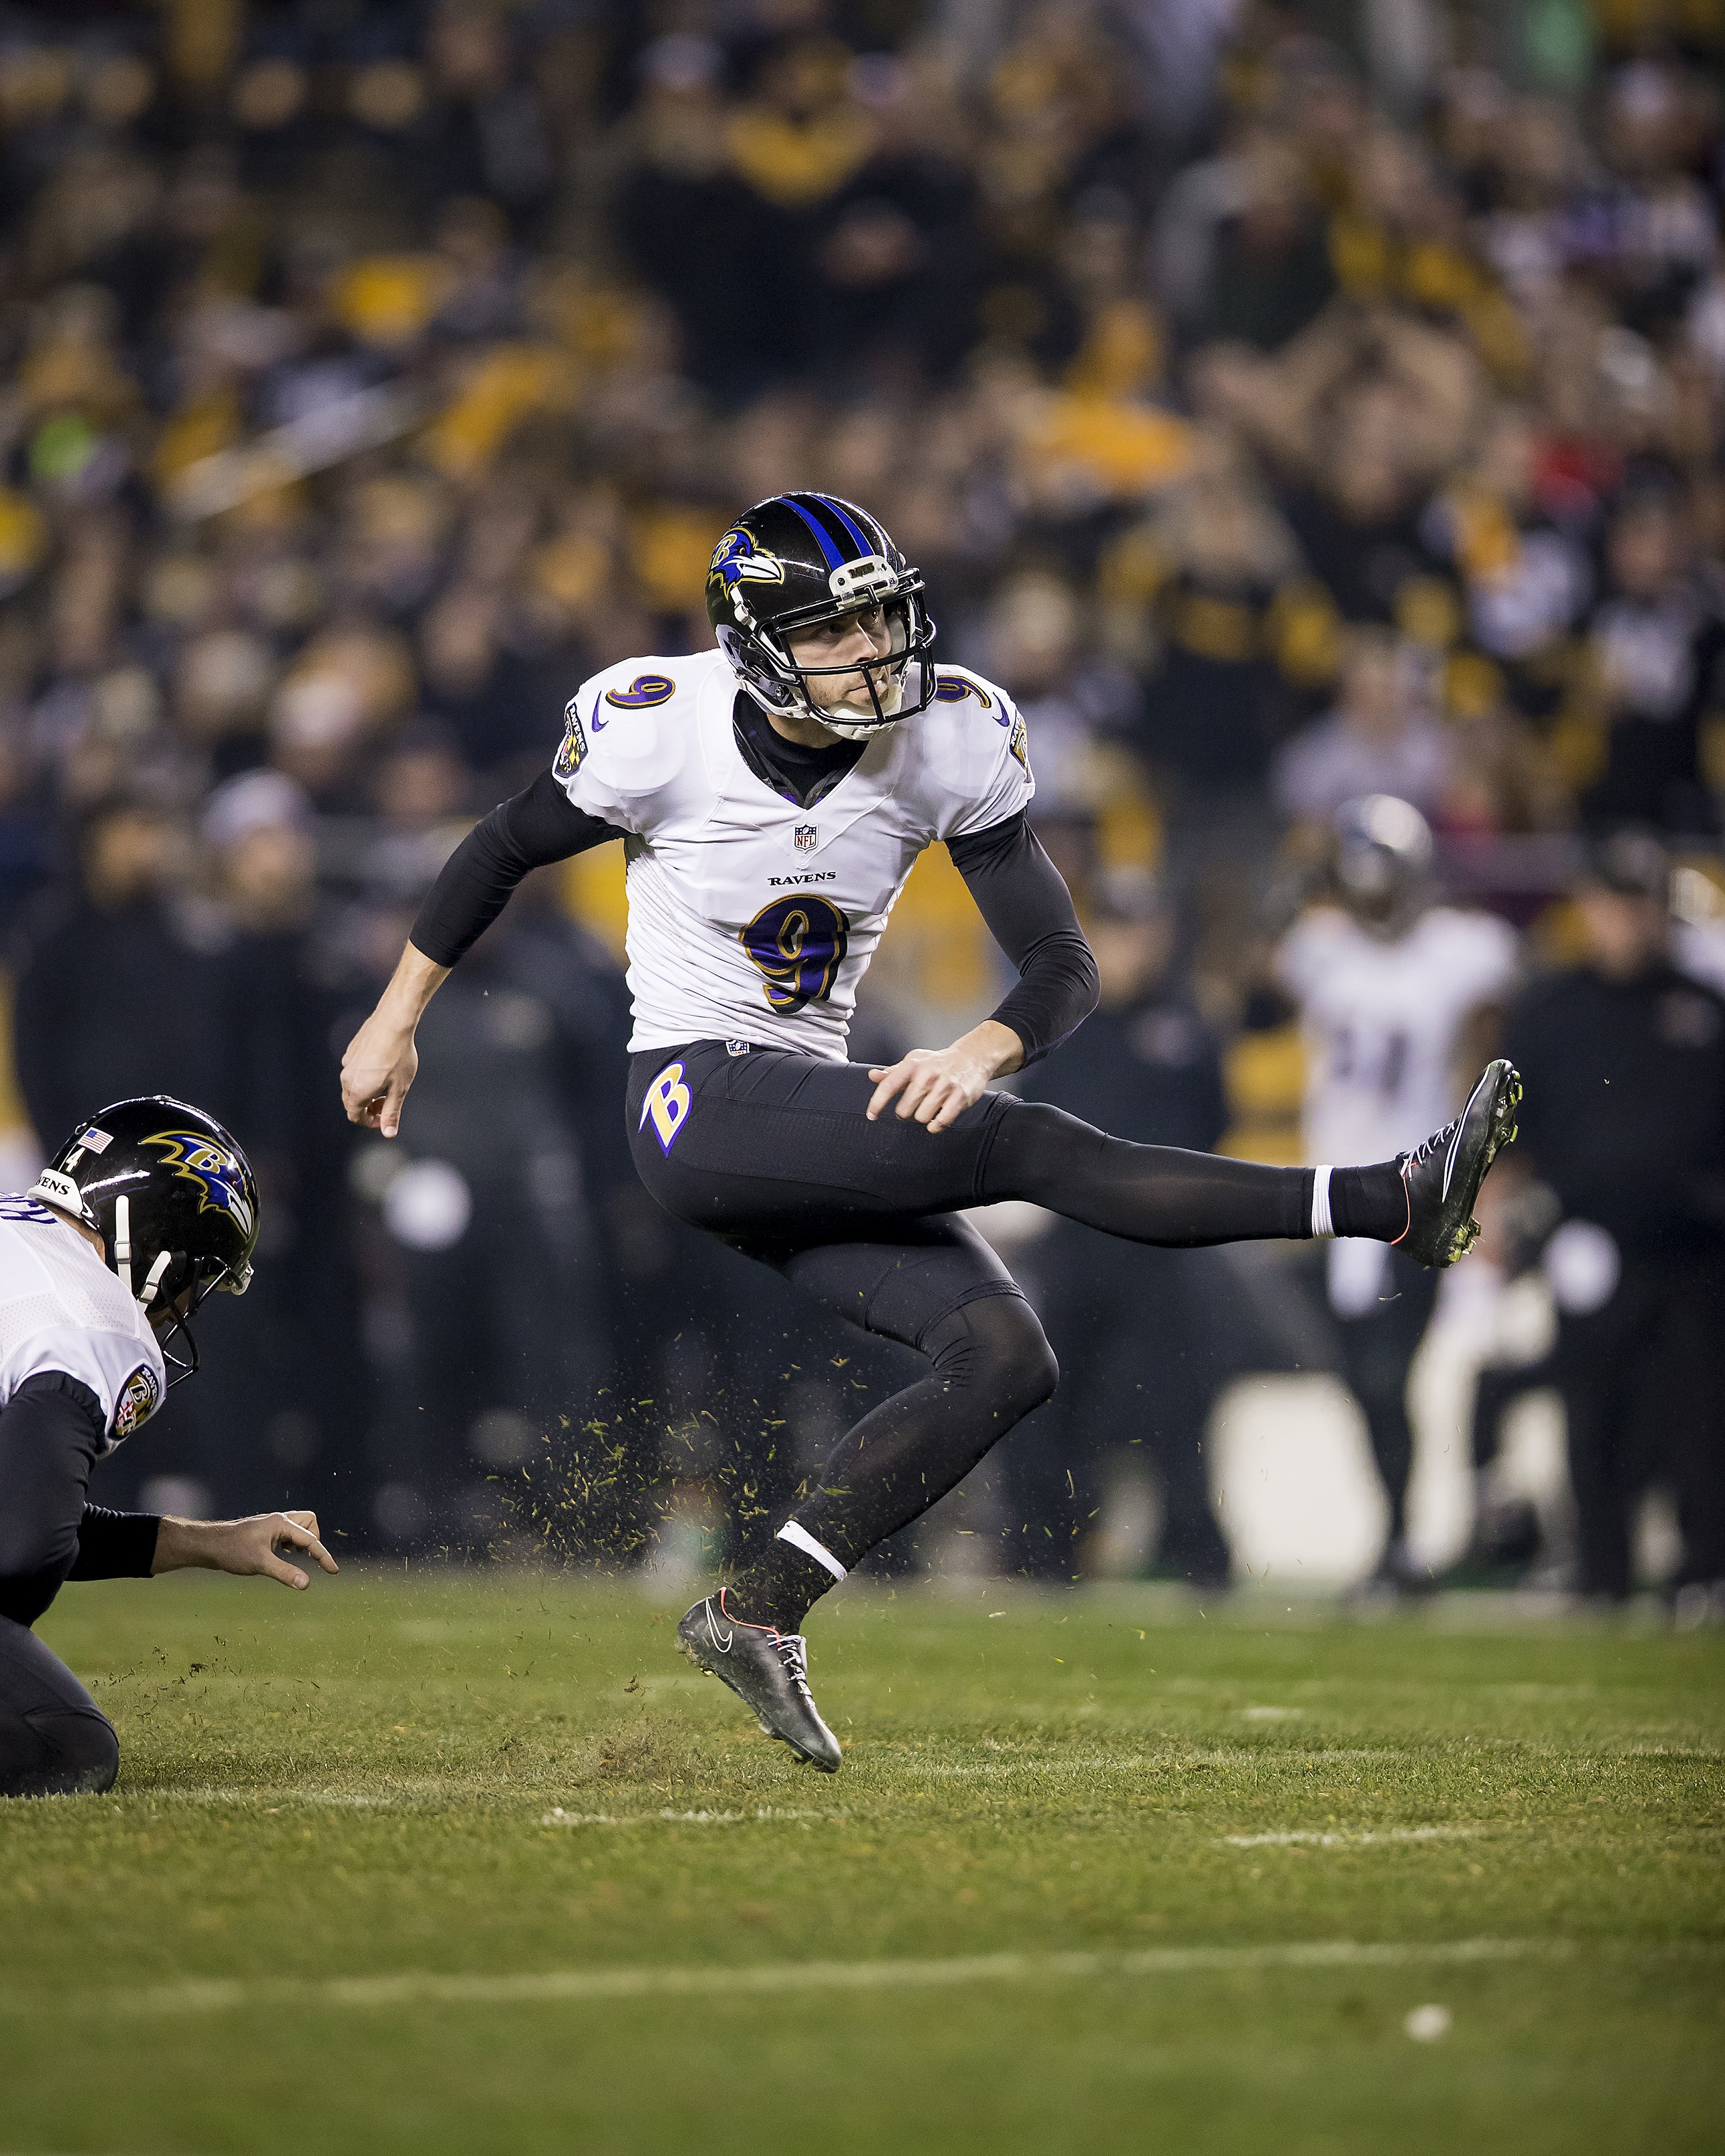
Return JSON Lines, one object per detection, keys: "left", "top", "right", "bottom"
{"left": 106, "top": 1191, "right": 252, "bottom": 1388}
{"left": 719, "top": 575, "right": 939, "bottom": 740}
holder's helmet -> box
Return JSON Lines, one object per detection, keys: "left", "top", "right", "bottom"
{"left": 1332, "top": 794, "right": 1433, "bottom": 935}
{"left": 29, "top": 1097, "right": 258, "bottom": 1386}
{"left": 705, "top": 493, "right": 937, "bottom": 739}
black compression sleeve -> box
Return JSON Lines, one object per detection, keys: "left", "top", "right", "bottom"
{"left": 947, "top": 813, "right": 1099, "bottom": 1066}
{"left": 0, "top": 1374, "right": 147, "bottom": 1626}
{"left": 410, "top": 767, "right": 625, "bottom": 969}
{"left": 70, "top": 1506, "right": 161, "bottom": 1580}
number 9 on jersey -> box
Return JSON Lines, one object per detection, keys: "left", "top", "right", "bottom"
{"left": 739, "top": 896, "right": 849, "bottom": 1014}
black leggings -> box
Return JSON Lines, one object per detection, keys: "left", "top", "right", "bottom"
{"left": 626, "top": 1044, "right": 1312, "bottom": 1614}
{"left": 0, "top": 1376, "right": 121, "bottom": 1799}
{"left": 0, "top": 1617, "right": 117, "bottom": 1798}
{"left": 628, "top": 1042, "right": 1311, "bottom": 1248}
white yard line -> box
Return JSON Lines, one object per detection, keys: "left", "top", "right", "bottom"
{"left": 540, "top": 1807, "right": 846, "bottom": 1827}
{"left": 9, "top": 1937, "right": 1628, "bottom": 2021}
{"left": 1220, "top": 1827, "right": 1480, "bottom": 1849}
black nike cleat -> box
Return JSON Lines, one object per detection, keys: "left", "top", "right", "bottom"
{"left": 676, "top": 1592, "right": 842, "bottom": 1773}
{"left": 1396, "top": 1059, "right": 1523, "bottom": 1268}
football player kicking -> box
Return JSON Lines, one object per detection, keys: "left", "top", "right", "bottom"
{"left": 341, "top": 493, "right": 1519, "bottom": 1774}
{"left": 0, "top": 1099, "right": 336, "bottom": 1798}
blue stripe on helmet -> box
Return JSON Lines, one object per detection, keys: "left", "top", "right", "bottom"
{"left": 774, "top": 495, "right": 845, "bottom": 571}
{"left": 817, "top": 495, "right": 876, "bottom": 556}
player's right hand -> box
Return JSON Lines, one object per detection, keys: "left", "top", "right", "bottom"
{"left": 152, "top": 1510, "right": 339, "bottom": 1590}
{"left": 341, "top": 1014, "right": 418, "bottom": 1138}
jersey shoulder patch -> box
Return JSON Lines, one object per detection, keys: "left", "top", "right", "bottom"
{"left": 552, "top": 652, "right": 720, "bottom": 807}
{"left": 111, "top": 1361, "right": 162, "bottom": 1443}
{"left": 554, "top": 699, "right": 588, "bottom": 778}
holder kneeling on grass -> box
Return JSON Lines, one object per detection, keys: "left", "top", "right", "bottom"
{"left": 0, "top": 1094, "right": 335, "bottom": 1799}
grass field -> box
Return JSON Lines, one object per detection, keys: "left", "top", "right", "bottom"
{"left": 2, "top": 1570, "right": 1722, "bottom": 2155}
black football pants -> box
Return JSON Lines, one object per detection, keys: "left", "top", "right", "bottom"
{"left": 0, "top": 1382, "right": 121, "bottom": 1798}
{"left": 626, "top": 1043, "right": 1313, "bottom": 1582}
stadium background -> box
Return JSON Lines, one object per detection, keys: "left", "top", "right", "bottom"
{"left": 1, "top": 0, "right": 1721, "bottom": 1594}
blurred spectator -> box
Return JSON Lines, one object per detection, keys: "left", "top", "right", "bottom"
{"left": 349, "top": 868, "right": 626, "bottom": 1553}
{"left": 1274, "top": 627, "right": 1451, "bottom": 829}
{"left": 199, "top": 770, "right": 370, "bottom": 1521}
{"left": 1504, "top": 833, "right": 1725, "bottom": 1610}
{"left": 1192, "top": 136, "right": 1337, "bottom": 353}
{"left": 1006, "top": 882, "right": 1232, "bottom": 1588}
{"left": 13, "top": 798, "right": 229, "bottom": 1154}
{"left": 1581, "top": 487, "right": 1725, "bottom": 836}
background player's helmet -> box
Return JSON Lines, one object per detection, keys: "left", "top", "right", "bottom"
{"left": 705, "top": 493, "right": 937, "bottom": 740}
{"left": 1332, "top": 794, "right": 1433, "bottom": 935}
{"left": 28, "top": 1096, "right": 258, "bottom": 1386}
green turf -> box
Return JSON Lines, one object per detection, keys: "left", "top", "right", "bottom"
{"left": 2, "top": 1571, "right": 1721, "bottom": 2155}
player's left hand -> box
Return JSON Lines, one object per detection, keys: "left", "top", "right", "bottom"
{"left": 152, "top": 1510, "right": 339, "bottom": 1590}
{"left": 868, "top": 1038, "right": 1000, "bottom": 1134}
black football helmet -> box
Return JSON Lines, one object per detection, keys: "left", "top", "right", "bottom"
{"left": 1332, "top": 794, "right": 1433, "bottom": 935}
{"left": 705, "top": 493, "right": 937, "bottom": 739}
{"left": 29, "top": 1096, "right": 258, "bottom": 1386}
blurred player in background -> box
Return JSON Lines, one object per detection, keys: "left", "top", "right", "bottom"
{"left": 343, "top": 495, "right": 1520, "bottom": 1773}
{"left": 0, "top": 1100, "right": 335, "bottom": 1798}
{"left": 1276, "top": 796, "right": 1521, "bottom": 1598}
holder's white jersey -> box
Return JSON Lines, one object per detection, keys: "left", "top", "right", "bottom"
{"left": 552, "top": 649, "right": 1034, "bottom": 1057}
{"left": 0, "top": 1197, "right": 164, "bottom": 1451}
{"left": 1276, "top": 904, "right": 1521, "bottom": 1166}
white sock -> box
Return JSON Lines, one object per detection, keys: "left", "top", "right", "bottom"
{"left": 1310, "top": 1164, "right": 1335, "bottom": 1240}
{"left": 776, "top": 1520, "right": 847, "bottom": 1581}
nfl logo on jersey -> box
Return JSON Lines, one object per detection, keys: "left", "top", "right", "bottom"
{"left": 794, "top": 825, "right": 817, "bottom": 851}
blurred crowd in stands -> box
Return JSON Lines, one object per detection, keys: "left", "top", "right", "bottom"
{"left": 2, "top": 0, "right": 1724, "bottom": 1603}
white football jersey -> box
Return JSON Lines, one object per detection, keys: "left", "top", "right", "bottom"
{"left": 552, "top": 648, "right": 1034, "bottom": 1057}
{"left": 1276, "top": 904, "right": 1521, "bottom": 1166}
{"left": 0, "top": 1197, "right": 165, "bottom": 1451}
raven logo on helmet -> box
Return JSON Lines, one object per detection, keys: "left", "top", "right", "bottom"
{"left": 710, "top": 528, "right": 786, "bottom": 606}
{"left": 141, "top": 1132, "right": 256, "bottom": 1240}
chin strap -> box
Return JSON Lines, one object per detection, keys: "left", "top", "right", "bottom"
{"left": 139, "top": 1248, "right": 173, "bottom": 1311}
{"left": 113, "top": 1194, "right": 133, "bottom": 1298}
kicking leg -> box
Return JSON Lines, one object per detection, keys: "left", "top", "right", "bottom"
{"left": 630, "top": 1044, "right": 1518, "bottom": 1270}
{"left": 982, "top": 1061, "right": 1522, "bottom": 1266}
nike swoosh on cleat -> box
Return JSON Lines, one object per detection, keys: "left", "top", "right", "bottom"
{"left": 1443, "top": 1067, "right": 1494, "bottom": 1202}
{"left": 705, "top": 1605, "right": 733, "bottom": 1653}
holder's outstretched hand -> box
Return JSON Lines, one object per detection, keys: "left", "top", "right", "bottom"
{"left": 152, "top": 1510, "right": 339, "bottom": 1591}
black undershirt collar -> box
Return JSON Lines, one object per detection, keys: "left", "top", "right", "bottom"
{"left": 731, "top": 693, "right": 864, "bottom": 811}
